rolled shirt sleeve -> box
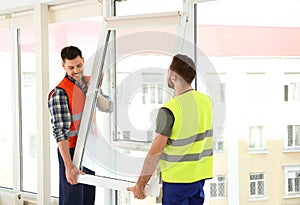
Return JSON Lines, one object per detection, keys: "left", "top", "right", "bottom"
{"left": 48, "top": 88, "right": 71, "bottom": 143}
{"left": 155, "top": 107, "right": 174, "bottom": 137}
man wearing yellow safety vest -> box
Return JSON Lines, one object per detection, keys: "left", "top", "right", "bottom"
{"left": 128, "top": 54, "right": 213, "bottom": 205}
{"left": 48, "top": 46, "right": 112, "bottom": 205}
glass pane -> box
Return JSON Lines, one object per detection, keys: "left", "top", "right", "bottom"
{"left": 20, "top": 27, "right": 37, "bottom": 192}
{"left": 150, "top": 86, "right": 155, "bottom": 104}
{"left": 115, "top": 27, "right": 176, "bottom": 144}
{"left": 288, "top": 83, "right": 296, "bottom": 101}
{"left": 249, "top": 126, "right": 263, "bottom": 149}
{"left": 197, "top": 2, "right": 300, "bottom": 203}
{"left": 288, "top": 125, "right": 293, "bottom": 146}
{"left": 296, "top": 83, "right": 300, "bottom": 101}
{"left": 295, "top": 125, "right": 300, "bottom": 146}
{"left": 284, "top": 85, "right": 288, "bottom": 101}
{"left": 210, "top": 183, "right": 217, "bottom": 197}
{"left": 218, "top": 183, "right": 225, "bottom": 197}
{"left": 295, "top": 178, "right": 300, "bottom": 192}
{"left": 257, "top": 181, "right": 264, "bottom": 195}
{"left": 158, "top": 86, "right": 163, "bottom": 104}
{"left": 0, "top": 29, "right": 13, "bottom": 188}
{"left": 48, "top": 18, "right": 103, "bottom": 199}
{"left": 79, "top": 74, "right": 150, "bottom": 188}
{"left": 288, "top": 178, "right": 293, "bottom": 192}
{"left": 76, "top": 26, "right": 178, "bottom": 204}
{"left": 250, "top": 182, "right": 256, "bottom": 195}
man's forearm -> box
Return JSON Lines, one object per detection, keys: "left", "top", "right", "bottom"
{"left": 136, "top": 134, "right": 168, "bottom": 188}
{"left": 58, "top": 139, "right": 85, "bottom": 185}
{"left": 58, "top": 140, "right": 73, "bottom": 168}
{"left": 136, "top": 153, "right": 161, "bottom": 188}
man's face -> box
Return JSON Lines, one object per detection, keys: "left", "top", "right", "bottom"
{"left": 62, "top": 56, "right": 84, "bottom": 81}
{"left": 167, "top": 69, "right": 174, "bottom": 89}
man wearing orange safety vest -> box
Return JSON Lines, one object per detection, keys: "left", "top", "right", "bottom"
{"left": 128, "top": 54, "right": 213, "bottom": 205}
{"left": 48, "top": 46, "right": 112, "bottom": 205}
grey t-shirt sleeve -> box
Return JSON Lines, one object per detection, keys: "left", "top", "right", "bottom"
{"left": 155, "top": 107, "right": 174, "bottom": 137}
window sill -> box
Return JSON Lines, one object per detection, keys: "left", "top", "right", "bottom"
{"left": 248, "top": 149, "right": 268, "bottom": 154}
{"left": 214, "top": 150, "right": 226, "bottom": 153}
{"left": 111, "top": 140, "right": 151, "bottom": 151}
{"left": 282, "top": 148, "right": 300, "bottom": 153}
{"left": 210, "top": 197, "right": 226, "bottom": 200}
{"left": 249, "top": 196, "right": 268, "bottom": 201}
{"left": 283, "top": 194, "right": 300, "bottom": 199}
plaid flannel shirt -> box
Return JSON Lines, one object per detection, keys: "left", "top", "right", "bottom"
{"left": 48, "top": 74, "right": 113, "bottom": 143}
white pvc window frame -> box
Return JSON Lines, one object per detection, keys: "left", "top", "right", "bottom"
{"left": 72, "top": 0, "right": 217, "bottom": 194}
{"left": 73, "top": 10, "right": 182, "bottom": 191}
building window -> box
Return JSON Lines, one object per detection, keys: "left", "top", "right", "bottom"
{"left": 214, "top": 127, "right": 224, "bottom": 152}
{"left": 214, "top": 136, "right": 224, "bottom": 151}
{"left": 210, "top": 175, "right": 226, "bottom": 199}
{"left": 220, "top": 83, "right": 226, "bottom": 103}
{"left": 284, "top": 166, "right": 300, "bottom": 197}
{"left": 117, "top": 131, "right": 131, "bottom": 141}
{"left": 249, "top": 173, "right": 265, "bottom": 198}
{"left": 288, "top": 173, "right": 300, "bottom": 194}
{"left": 249, "top": 126, "right": 264, "bottom": 150}
{"left": 142, "top": 73, "right": 164, "bottom": 105}
{"left": 284, "top": 83, "right": 300, "bottom": 101}
{"left": 147, "top": 131, "right": 153, "bottom": 142}
{"left": 287, "top": 125, "right": 300, "bottom": 149}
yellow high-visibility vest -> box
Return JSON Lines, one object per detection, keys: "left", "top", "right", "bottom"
{"left": 159, "top": 90, "right": 213, "bottom": 183}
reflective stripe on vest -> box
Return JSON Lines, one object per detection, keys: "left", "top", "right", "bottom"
{"left": 159, "top": 90, "right": 213, "bottom": 183}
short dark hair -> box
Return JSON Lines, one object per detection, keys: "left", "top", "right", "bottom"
{"left": 169, "top": 54, "right": 196, "bottom": 84}
{"left": 61, "top": 46, "right": 82, "bottom": 62}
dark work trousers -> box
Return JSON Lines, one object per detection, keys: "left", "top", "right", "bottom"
{"left": 162, "top": 180, "right": 205, "bottom": 205}
{"left": 58, "top": 148, "right": 96, "bottom": 205}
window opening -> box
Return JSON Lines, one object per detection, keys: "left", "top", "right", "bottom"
{"left": 287, "top": 125, "right": 300, "bottom": 149}
{"left": 249, "top": 126, "right": 264, "bottom": 150}
{"left": 249, "top": 173, "right": 265, "bottom": 198}
{"left": 210, "top": 175, "right": 226, "bottom": 199}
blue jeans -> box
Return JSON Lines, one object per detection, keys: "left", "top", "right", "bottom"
{"left": 162, "top": 180, "right": 205, "bottom": 205}
{"left": 58, "top": 148, "right": 95, "bottom": 205}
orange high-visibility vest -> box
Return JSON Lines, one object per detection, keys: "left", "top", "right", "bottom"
{"left": 50, "top": 76, "right": 92, "bottom": 148}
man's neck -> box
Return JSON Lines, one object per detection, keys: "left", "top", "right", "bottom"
{"left": 175, "top": 85, "right": 193, "bottom": 96}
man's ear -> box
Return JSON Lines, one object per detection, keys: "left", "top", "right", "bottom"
{"left": 171, "top": 73, "right": 177, "bottom": 82}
